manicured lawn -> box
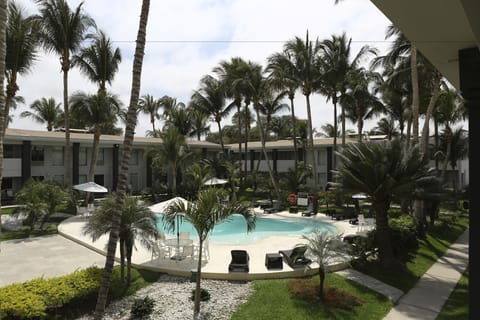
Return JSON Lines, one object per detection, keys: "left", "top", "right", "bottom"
{"left": 231, "top": 274, "right": 392, "bottom": 320}
{"left": 354, "top": 213, "right": 469, "bottom": 292}
{"left": 436, "top": 268, "right": 469, "bottom": 320}
{"left": 0, "top": 224, "right": 58, "bottom": 241}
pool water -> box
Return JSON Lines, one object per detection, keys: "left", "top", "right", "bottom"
{"left": 157, "top": 214, "right": 337, "bottom": 244}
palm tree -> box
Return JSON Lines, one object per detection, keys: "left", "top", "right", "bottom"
{"left": 259, "top": 89, "right": 289, "bottom": 140}
{"left": 5, "top": 2, "right": 39, "bottom": 134}
{"left": 83, "top": 194, "right": 158, "bottom": 284}
{"left": 0, "top": 0, "right": 8, "bottom": 231}
{"left": 372, "top": 117, "right": 399, "bottom": 140}
{"left": 188, "top": 107, "right": 210, "bottom": 141}
{"left": 70, "top": 91, "right": 122, "bottom": 183}
{"left": 36, "top": 0, "right": 95, "bottom": 186}
{"left": 20, "top": 97, "right": 63, "bottom": 131}
{"left": 319, "top": 32, "right": 377, "bottom": 160}
{"left": 163, "top": 103, "right": 193, "bottom": 136}
{"left": 163, "top": 188, "right": 255, "bottom": 318}
{"left": 334, "top": 139, "right": 437, "bottom": 268}
{"left": 267, "top": 50, "right": 301, "bottom": 174}
{"left": 94, "top": 1, "right": 150, "bottom": 318}
{"left": 283, "top": 31, "right": 322, "bottom": 186}
{"left": 148, "top": 127, "right": 192, "bottom": 195}
{"left": 74, "top": 29, "right": 121, "bottom": 95}
{"left": 438, "top": 127, "right": 468, "bottom": 193}
{"left": 191, "top": 74, "right": 232, "bottom": 154}
{"left": 317, "top": 123, "right": 339, "bottom": 138}
{"left": 138, "top": 94, "right": 160, "bottom": 132}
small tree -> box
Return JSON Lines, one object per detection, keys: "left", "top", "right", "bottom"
{"left": 302, "top": 229, "right": 351, "bottom": 300}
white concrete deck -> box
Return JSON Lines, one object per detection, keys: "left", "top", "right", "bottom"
{"left": 58, "top": 209, "right": 359, "bottom": 280}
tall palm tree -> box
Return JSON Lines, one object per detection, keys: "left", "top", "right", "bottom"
{"left": 148, "top": 127, "right": 192, "bottom": 195}
{"left": 283, "top": 31, "right": 322, "bottom": 186}
{"left": 74, "top": 29, "right": 121, "bottom": 95}
{"left": 267, "top": 50, "right": 300, "bottom": 175}
{"left": 319, "top": 32, "right": 377, "bottom": 156}
{"left": 372, "top": 117, "right": 399, "bottom": 140}
{"left": 5, "top": 2, "right": 39, "bottom": 134}
{"left": 0, "top": 0, "right": 6, "bottom": 234}
{"left": 83, "top": 194, "right": 158, "bottom": 284}
{"left": 70, "top": 91, "right": 122, "bottom": 183}
{"left": 334, "top": 139, "right": 437, "bottom": 268}
{"left": 20, "top": 97, "right": 63, "bottom": 131}
{"left": 438, "top": 127, "right": 468, "bottom": 193}
{"left": 163, "top": 103, "right": 192, "bottom": 137}
{"left": 163, "top": 188, "right": 255, "bottom": 318}
{"left": 36, "top": 0, "right": 95, "bottom": 186}
{"left": 188, "top": 107, "right": 210, "bottom": 141}
{"left": 191, "top": 74, "right": 232, "bottom": 154}
{"left": 94, "top": 1, "right": 150, "bottom": 318}
{"left": 138, "top": 94, "right": 160, "bottom": 132}
{"left": 259, "top": 89, "right": 289, "bottom": 140}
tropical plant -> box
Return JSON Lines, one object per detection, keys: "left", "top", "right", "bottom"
{"left": 74, "top": 29, "right": 121, "bottom": 95}
{"left": 70, "top": 91, "right": 122, "bottom": 184}
{"left": 36, "top": 0, "right": 96, "bottom": 185}
{"left": 372, "top": 117, "right": 399, "bottom": 140}
{"left": 438, "top": 127, "right": 468, "bottom": 192}
{"left": 163, "top": 188, "right": 255, "bottom": 318}
{"left": 333, "top": 139, "right": 437, "bottom": 268}
{"left": 20, "top": 97, "right": 63, "bottom": 131}
{"left": 4, "top": 1, "right": 39, "bottom": 133}
{"left": 82, "top": 195, "right": 158, "bottom": 284}
{"left": 138, "top": 94, "right": 161, "bottom": 133}
{"left": 188, "top": 107, "right": 210, "bottom": 141}
{"left": 94, "top": 1, "right": 150, "bottom": 318}
{"left": 302, "top": 229, "right": 351, "bottom": 299}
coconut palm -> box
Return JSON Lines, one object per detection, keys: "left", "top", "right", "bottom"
{"left": 191, "top": 74, "right": 232, "bottom": 154}
{"left": 163, "top": 188, "right": 255, "bottom": 318}
{"left": 138, "top": 94, "right": 161, "bottom": 132}
{"left": 372, "top": 117, "right": 399, "bottom": 140}
{"left": 36, "top": 0, "right": 95, "bottom": 186}
{"left": 94, "top": 1, "right": 150, "bottom": 318}
{"left": 334, "top": 139, "right": 437, "bottom": 268}
{"left": 259, "top": 89, "right": 289, "bottom": 140}
{"left": 74, "top": 29, "right": 121, "bottom": 95}
{"left": 188, "top": 107, "right": 210, "bottom": 141}
{"left": 163, "top": 103, "right": 192, "bottom": 137}
{"left": 70, "top": 91, "right": 122, "bottom": 183}
{"left": 20, "top": 97, "right": 63, "bottom": 131}
{"left": 83, "top": 194, "right": 158, "bottom": 284}
{"left": 282, "top": 31, "right": 322, "bottom": 186}
{"left": 4, "top": 2, "right": 39, "bottom": 133}
{"left": 148, "top": 127, "right": 193, "bottom": 195}
{"left": 438, "top": 127, "right": 468, "bottom": 193}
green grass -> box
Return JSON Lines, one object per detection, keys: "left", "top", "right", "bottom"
{"left": 0, "top": 207, "right": 18, "bottom": 215}
{"left": 354, "top": 214, "right": 469, "bottom": 292}
{"left": 231, "top": 274, "right": 392, "bottom": 320}
{"left": 0, "top": 224, "right": 58, "bottom": 241}
{"left": 437, "top": 268, "right": 469, "bottom": 320}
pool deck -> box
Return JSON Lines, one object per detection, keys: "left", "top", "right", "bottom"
{"left": 58, "top": 208, "right": 361, "bottom": 281}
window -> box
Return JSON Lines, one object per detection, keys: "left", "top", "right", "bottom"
{"left": 52, "top": 147, "right": 64, "bottom": 166}
{"left": 96, "top": 149, "right": 104, "bottom": 166}
{"left": 31, "top": 146, "right": 44, "bottom": 164}
{"left": 79, "top": 147, "right": 87, "bottom": 166}
{"left": 129, "top": 150, "right": 139, "bottom": 165}
{"left": 4, "top": 145, "right": 21, "bottom": 158}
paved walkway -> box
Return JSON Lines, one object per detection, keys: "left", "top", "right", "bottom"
{"left": 383, "top": 228, "right": 469, "bottom": 320}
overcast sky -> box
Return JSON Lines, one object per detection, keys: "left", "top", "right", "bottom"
{"left": 11, "top": 0, "right": 396, "bottom": 137}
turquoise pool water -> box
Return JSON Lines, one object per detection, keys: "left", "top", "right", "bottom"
{"left": 156, "top": 215, "right": 337, "bottom": 244}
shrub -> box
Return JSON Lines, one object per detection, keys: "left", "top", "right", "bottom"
{"left": 190, "top": 288, "right": 210, "bottom": 302}
{"left": 386, "top": 215, "right": 418, "bottom": 260}
{"left": 130, "top": 296, "right": 155, "bottom": 319}
{"left": 0, "top": 267, "right": 103, "bottom": 319}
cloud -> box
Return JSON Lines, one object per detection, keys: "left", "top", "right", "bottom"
{"left": 11, "top": 0, "right": 395, "bottom": 137}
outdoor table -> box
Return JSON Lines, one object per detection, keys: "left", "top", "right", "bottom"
{"left": 164, "top": 238, "right": 194, "bottom": 261}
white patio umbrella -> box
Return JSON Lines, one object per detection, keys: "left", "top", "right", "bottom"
{"left": 73, "top": 181, "right": 108, "bottom": 193}
{"left": 203, "top": 177, "right": 228, "bottom": 186}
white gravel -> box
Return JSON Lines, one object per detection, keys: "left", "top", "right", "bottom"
{"left": 76, "top": 275, "right": 254, "bottom": 320}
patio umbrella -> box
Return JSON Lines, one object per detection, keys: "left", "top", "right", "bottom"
{"left": 203, "top": 177, "right": 228, "bottom": 186}
{"left": 73, "top": 182, "right": 108, "bottom": 193}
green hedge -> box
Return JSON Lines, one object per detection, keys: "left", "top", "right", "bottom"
{"left": 0, "top": 267, "right": 103, "bottom": 319}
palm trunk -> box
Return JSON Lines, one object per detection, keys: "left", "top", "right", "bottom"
{"left": 119, "top": 237, "right": 125, "bottom": 283}
{"left": 254, "top": 104, "right": 281, "bottom": 201}
{"left": 405, "top": 118, "right": 412, "bottom": 151}
{"left": 0, "top": 0, "right": 7, "bottom": 236}
{"left": 341, "top": 104, "right": 346, "bottom": 145}
{"left": 305, "top": 94, "right": 318, "bottom": 187}
{"left": 236, "top": 101, "right": 242, "bottom": 178}
{"left": 87, "top": 129, "right": 101, "bottom": 203}
{"left": 373, "top": 199, "right": 397, "bottom": 267}
{"left": 318, "top": 266, "right": 326, "bottom": 300}
{"left": 126, "top": 241, "right": 133, "bottom": 285}
{"left": 93, "top": 1, "right": 150, "bottom": 318}
{"left": 216, "top": 120, "right": 225, "bottom": 155}
{"left": 442, "top": 126, "right": 452, "bottom": 181}
{"left": 332, "top": 97, "right": 338, "bottom": 171}
{"left": 243, "top": 104, "right": 249, "bottom": 176}
{"left": 289, "top": 94, "right": 298, "bottom": 180}
{"left": 411, "top": 46, "right": 420, "bottom": 146}
{"left": 420, "top": 72, "right": 441, "bottom": 155}
{"left": 193, "top": 239, "right": 204, "bottom": 318}
{"left": 357, "top": 112, "right": 364, "bottom": 142}
{"left": 434, "top": 117, "right": 439, "bottom": 171}
{"left": 3, "top": 78, "right": 16, "bottom": 136}
{"left": 63, "top": 62, "right": 72, "bottom": 186}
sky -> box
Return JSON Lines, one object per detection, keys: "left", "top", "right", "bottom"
{"left": 11, "top": 0, "right": 397, "bottom": 137}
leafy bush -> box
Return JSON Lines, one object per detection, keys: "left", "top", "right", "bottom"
{"left": 190, "top": 288, "right": 211, "bottom": 302}
{"left": 130, "top": 296, "right": 155, "bottom": 319}
{"left": 0, "top": 267, "right": 103, "bottom": 319}
{"left": 386, "top": 215, "right": 418, "bottom": 260}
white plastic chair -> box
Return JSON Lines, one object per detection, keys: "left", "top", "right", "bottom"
{"left": 182, "top": 245, "right": 194, "bottom": 260}
{"left": 357, "top": 214, "right": 367, "bottom": 232}
{"left": 151, "top": 241, "right": 171, "bottom": 261}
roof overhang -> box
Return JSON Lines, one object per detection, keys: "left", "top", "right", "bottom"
{"left": 370, "top": 0, "right": 480, "bottom": 91}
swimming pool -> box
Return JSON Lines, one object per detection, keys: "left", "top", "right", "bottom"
{"left": 156, "top": 215, "right": 337, "bottom": 244}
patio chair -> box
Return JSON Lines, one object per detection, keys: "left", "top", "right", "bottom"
{"left": 264, "top": 202, "right": 282, "bottom": 214}
{"left": 301, "top": 202, "right": 314, "bottom": 216}
{"left": 278, "top": 244, "right": 312, "bottom": 269}
{"left": 182, "top": 245, "right": 195, "bottom": 260}
{"left": 151, "top": 241, "right": 171, "bottom": 261}
{"left": 228, "top": 250, "right": 250, "bottom": 272}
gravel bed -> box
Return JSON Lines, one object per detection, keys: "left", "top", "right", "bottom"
{"left": 76, "top": 275, "right": 254, "bottom": 320}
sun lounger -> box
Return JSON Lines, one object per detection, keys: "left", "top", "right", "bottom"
{"left": 278, "top": 244, "right": 312, "bottom": 268}
{"left": 228, "top": 250, "right": 250, "bottom": 272}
